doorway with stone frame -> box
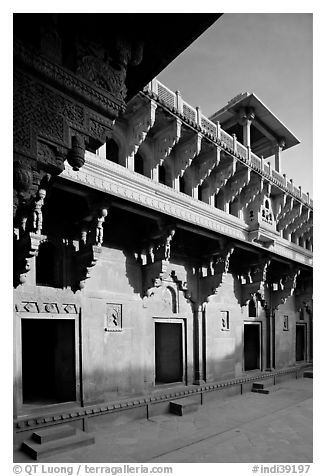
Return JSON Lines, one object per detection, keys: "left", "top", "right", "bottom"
{"left": 296, "top": 322, "right": 307, "bottom": 362}
{"left": 17, "top": 314, "right": 80, "bottom": 415}
{"left": 243, "top": 321, "right": 262, "bottom": 371}
{"left": 154, "top": 319, "right": 186, "bottom": 385}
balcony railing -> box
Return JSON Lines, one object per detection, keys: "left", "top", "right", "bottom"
{"left": 145, "top": 78, "right": 313, "bottom": 208}
{"left": 237, "top": 142, "right": 248, "bottom": 161}
{"left": 250, "top": 151, "right": 261, "bottom": 169}
{"left": 220, "top": 129, "right": 233, "bottom": 150}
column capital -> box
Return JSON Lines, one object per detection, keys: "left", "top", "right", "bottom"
{"left": 238, "top": 107, "right": 255, "bottom": 125}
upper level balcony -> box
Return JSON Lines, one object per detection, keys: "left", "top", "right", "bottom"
{"left": 61, "top": 78, "right": 313, "bottom": 267}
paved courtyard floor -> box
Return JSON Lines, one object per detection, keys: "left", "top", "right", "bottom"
{"left": 14, "top": 377, "right": 313, "bottom": 463}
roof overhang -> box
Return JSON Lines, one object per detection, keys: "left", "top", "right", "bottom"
{"left": 14, "top": 13, "right": 222, "bottom": 102}
{"left": 210, "top": 93, "right": 300, "bottom": 155}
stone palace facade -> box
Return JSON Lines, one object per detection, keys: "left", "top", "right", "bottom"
{"left": 13, "top": 14, "right": 312, "bottom": 455}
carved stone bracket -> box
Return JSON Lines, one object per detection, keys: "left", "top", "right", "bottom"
{"left": 76, "top": 244, "right": 102, "bottom": 289}
{"left": 292, "top": 213, "right": 313, "bottom": 240}
{"left": 276, "top": 196, "right": 294, "bottom": 223}
{"left": 156, "top": 226, "right": 176, "bottom": 262}
{"left": 154, "top": 119, "right": 182, "bottom": 166}
{"left": 127, "top": 100, "right": 157, "bottom": 157}
{"left": 223, "top": 166, "right": 251, "bottom": 204}
{"left": 174, "top": 133, "right": 202, "bottom": 177}
{"left": 238, "top": 258, "right": 271, "bottom": 306}
{"left": 284, "top": 207, "right": 310, "bottom": 236}
{"left": 170, "top": 270, "right": 193, "bottom": 302}
{"left": 278, "top": 202, "right": 302, "bottom": 232}
{"left": 295, "top": 286, "right": 313, "bottom": 314}
{"left": 209, "top": 158, "right": 237, "bottom": 195}
{"left": 140, "top": 223, "right": 179, "bottom": 300}
{"left": 142, "top": 259, "right": 170, "bottom": 301}
{"left": 273, "top": 193, "right": 288, "bottom": 221}
{"left": 95, "top": 208, "right": 108, "bottom": 247}
{"left": 14, "top": 169, "right": 52, "bottom": 245}
{"left": 194, "top": 146, "right": 220, "bottom": 186}
{"left": 142, "top": 263, "right": 192, "bottom": 310}
{"left": 240, "top": 175, "right": 264, "bottom": 209}
{"left": 272, "top": 268, "right": 301, "bottom": 309}
{"left": 14, "top": 232, "right": 47, "bottom": 285}
{"left": 294, "top": 217, "right": 313, "bottom": 240}
{"left": 75, "top": 206, "right": 109, "bottom": 288}
{"left": 139, "top": 223, "right": 176, "bottom": 265}
{"left": 200, "top": 247, "right": 234, "bottom": 302}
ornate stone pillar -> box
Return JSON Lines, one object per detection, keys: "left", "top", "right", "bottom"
{"left": 265, "top": 291, "right": 274, "bottom": 371}
{"left": 273, "top": 138, "right": 286, "bottom": 174}
{"left": 193, "top": 303, "right": 205, "bottom": 385}
{"left": 239, "top": 107, "right": 255, "bottom": 148}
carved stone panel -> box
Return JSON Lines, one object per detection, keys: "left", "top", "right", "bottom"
{"left": 105, "top": 303, "right": 122, "bottom": 332}
{"left": 283, "top": 315, "right": 289, "bottom": 331}
{"left": 220, "top": 310, "right": 230, "bottom": 331}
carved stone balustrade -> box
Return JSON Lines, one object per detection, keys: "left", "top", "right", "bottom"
{"left": 93, "top": 82, "right": 313, "bottom": 255}
{"left": 144, "top": 79, "right": 313, "bottom": 212}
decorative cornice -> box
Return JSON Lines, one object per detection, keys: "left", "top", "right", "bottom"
{"left": 15, "top": 301, "right": 78, "bottom": 314}
{"left": 60, "top": 152, "right": 313, "bottom": 267}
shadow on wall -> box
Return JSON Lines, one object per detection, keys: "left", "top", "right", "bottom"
{"left": 15, "top": 304, "right": 307, "bottom": 415}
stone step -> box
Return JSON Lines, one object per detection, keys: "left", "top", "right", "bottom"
{"left": 252, "top": 384, "right": 284, "bottom": 395}
{"left": 252, "top": 378, "right": 274, "bottom": 390}
{"left": 170, "top": 398, "right": 199, "bottom": 416}
{"left": 252, "top": 380, "right": 277, "bottom": 394}
{"left": 303, "top": 370, "right": 313, "bottom": 379}
{"left": 252, "top": 388, "right": 271, "bottom": 394}
{"left": 32, "top": 424, "right": 76, "bottom": 444}
{"left": 21, "top": 429, "right": 95, "bottom": 460}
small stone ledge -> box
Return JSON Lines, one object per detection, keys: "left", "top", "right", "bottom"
{"left": 15, "top": 363, "right": 312, "bottom": 432}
